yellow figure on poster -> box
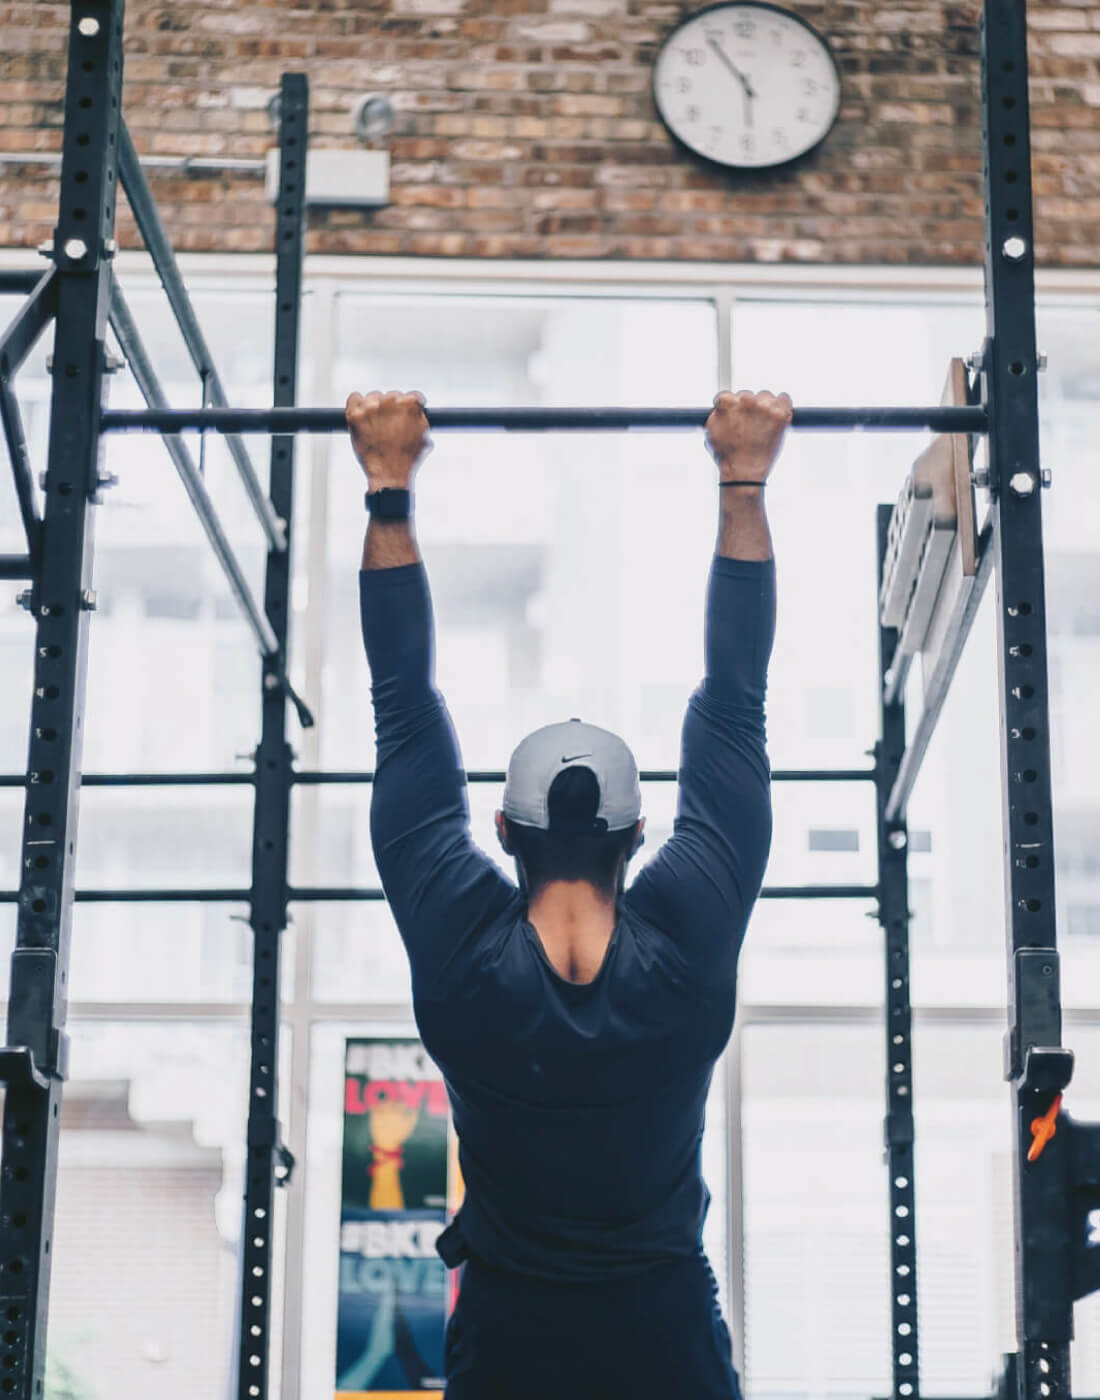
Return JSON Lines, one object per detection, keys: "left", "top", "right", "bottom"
{"left": 368, "top": 1098, "right": 420, "bottom": 1210}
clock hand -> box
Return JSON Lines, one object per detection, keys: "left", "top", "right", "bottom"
{"left": 706, "top": 37, "right": 752, "bottom": 96}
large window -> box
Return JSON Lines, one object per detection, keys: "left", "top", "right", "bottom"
{"left": 43, "top": 1020, "right": 278, "bottom": 1400}
{"left": 2, "top": 255, "right": 1099, "bottom": 1400}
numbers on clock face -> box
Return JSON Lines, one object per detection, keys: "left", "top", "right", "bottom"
{"left": 654, "top": 3, "right": 841, "bottom": 169}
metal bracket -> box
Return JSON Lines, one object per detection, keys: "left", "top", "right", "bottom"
{"left": 267, "top": 671, "right": 315, "bottom": 730}
{"left": 1019, "top": 1046, "right": 1075, "bottom": 1098}
{"left": 247, "top": 1112, "right": 296, "bottom": 1185}
{"left": 275, "top": 1140, "right": 296, "bottom": 1187}
{"left": 1007, "top": 951, "right": 1064, "bottom": 1086}
{"left": 885, "top": 1109, "right": 916, "bottom": 1149}
{"left": 0, "top": 1048, "right": 49, "bottom": 1095}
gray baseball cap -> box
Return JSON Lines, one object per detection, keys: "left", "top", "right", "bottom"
{"left": 502, "top": 718, "right": 642, "bottom": 833}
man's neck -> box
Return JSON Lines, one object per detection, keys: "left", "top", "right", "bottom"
{"left": 527, "top": 880, "right": 615, "bottom": 927}
{"left": 527, "top": 881, "right": 617, "bottom": 984}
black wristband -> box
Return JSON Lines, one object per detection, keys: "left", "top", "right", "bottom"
{"left": 365, "top": 488, "right": 411, "bottom": 520}
{"left": 719, "top": 480, "right": 766, "bottom": 489}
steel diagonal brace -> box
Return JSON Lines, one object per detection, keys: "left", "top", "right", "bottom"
{"left": 0, "top": 270, "right": 57, "bottom": 562}
{"left": 117, "top": 121, "right": 286, "bottom": 553}
{"left": 0, "top": 270, "right": 57, "bottom": 378}
{"left": 108, "top": 285, "right": 316, "bottom": 725}
{"left": 0, "top": 380, "right": 40, "bottom": 564}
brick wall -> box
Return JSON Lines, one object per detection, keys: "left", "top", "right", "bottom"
{"left": 0, "top": 1, "right": 1097, "bottom": 265}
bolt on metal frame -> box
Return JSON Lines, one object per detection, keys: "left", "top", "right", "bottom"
{"left": 0, "top": 3, "right": 1095, "bottom": 1400}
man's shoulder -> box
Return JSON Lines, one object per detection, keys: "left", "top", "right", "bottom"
{"left": 411, "top": 901, "right": 527, "bottom": 1001}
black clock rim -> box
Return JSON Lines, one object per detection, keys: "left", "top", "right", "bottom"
{"left": 652, "top": 0, "right": 843, "bottom": 173}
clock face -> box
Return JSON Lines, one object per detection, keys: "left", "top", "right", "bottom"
{"left": 653, "top": 2, "right": 842, "bottom": 170}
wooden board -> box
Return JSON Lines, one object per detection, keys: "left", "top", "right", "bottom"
{"left": 944, "top": 355, "right": 977, "bottom": 578}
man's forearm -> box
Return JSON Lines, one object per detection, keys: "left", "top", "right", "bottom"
{"left": 362, "top": 518, "right": 421, "bottom": 571}
{"left": 717, "top": 489, "right": 773, "bottom": 562}
{"left": 362, "top": 493, "right": 773, "bottom": 569}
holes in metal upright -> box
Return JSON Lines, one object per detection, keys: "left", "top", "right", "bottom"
{"left": 0, "top": 6, "right": 124, "bottom": 1400}
{"left": 876, "top": 505, "right": 920, "bottom": 1400}
{"left": 236, "top": 71, "right": 308, "bottom": 1400}
{"left": 982, "top": 2, "right": 1070, "bottom": 1395}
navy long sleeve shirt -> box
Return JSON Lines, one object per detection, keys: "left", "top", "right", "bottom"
{"left": 360, "top": 554, "right": 774, "bottom": 1282}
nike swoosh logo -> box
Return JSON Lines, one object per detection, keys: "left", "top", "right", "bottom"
{"left": 561, "top": 753, "right": 592, "bottom": 763}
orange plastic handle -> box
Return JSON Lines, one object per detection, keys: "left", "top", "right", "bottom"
{"left": 1028, "top": 1093, "right": 1063, "bottom": 1163}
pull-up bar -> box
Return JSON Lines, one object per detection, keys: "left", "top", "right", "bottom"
{"left": 99, "top": 404, "right": 990, "bottom": 436}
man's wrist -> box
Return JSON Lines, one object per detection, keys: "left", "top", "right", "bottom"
{"left": 365, "top": 474, "right": 414, "bottom": 493}
{"left": 361, "top": 453, "right": 417, "bottom": 491}
{"left": 717, "top": 456, "right": 771, "bottom": 485}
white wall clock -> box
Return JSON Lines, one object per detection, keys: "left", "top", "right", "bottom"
{"left": 653, "top": 3, "right": 842, "bottom": 170}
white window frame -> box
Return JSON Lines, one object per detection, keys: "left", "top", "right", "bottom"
{"left": 4, "top": 249, "right": 1100, "bottom": 1399}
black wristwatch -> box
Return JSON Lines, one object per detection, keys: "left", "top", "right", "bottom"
{"left": 365, "top": 488, "right": 411, "bottom": 520}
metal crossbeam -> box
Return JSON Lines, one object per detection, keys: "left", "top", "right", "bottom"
{"left": 100, "top": 404, "right": 990, "bottom": 436}
{"left": 0, "top": 884, "right": 881, "bottom": 905}
{"left": 0, "top": 767, "right": 877, "bottom": 788}
{"left": 0, "top": 272, "right": 43, "bottom": 296}
{"left": 290, "top": 766, "right": 877, "bottom": 786}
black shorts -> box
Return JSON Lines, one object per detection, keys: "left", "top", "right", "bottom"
{"left": 444, "top": 1250, "right": 743, "bottom": 1400}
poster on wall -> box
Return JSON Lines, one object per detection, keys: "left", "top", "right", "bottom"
{"left": 335, "top": 1038, "right": 455, "bottom": 1398}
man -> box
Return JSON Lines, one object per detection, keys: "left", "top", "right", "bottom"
{"left": 349, "top": 386, "right": 791, "bottom": 1400}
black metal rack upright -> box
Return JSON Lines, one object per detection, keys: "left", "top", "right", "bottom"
{"left": 875, "top": 501, "right": 920, "bottom": 1400}
{"left": 979, "top": 6, "right": 1072, "bottom": 1397}
{"left": 1, "top": 4, "right": 1098, "bottom": 1400}
{"left": 0, "top": 6, "right": 123, "bottom": 1394}
{"left": 236, "top": 71, "right": 309, "bottom": 1400}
